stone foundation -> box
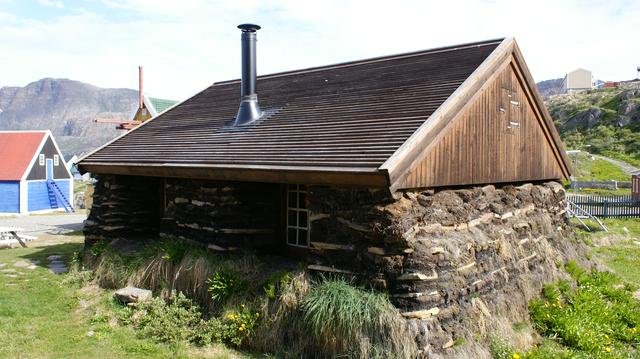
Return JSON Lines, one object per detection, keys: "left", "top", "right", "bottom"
{"left": 85, "top": 175, "right": 587, "bottom": 357}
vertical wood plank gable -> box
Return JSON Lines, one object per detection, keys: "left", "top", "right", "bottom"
{"left": 397, "top": 61, "right": 565, "bottom": 189}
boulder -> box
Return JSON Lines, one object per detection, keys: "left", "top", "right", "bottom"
{"left": 114, "top": 286, "right": 152, "bottom": 304}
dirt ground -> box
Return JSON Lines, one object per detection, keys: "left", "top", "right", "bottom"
{"left": 0, "top": 212, "right": 87, "bottom": 246}
{"left": 0, "top": 211, "right": 86, "bottom": 234}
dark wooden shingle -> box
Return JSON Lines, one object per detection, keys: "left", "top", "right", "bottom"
{"left": 81, "top": 40, "right": 502, "bottom": 175}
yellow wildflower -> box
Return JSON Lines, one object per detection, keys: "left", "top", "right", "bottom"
{"left": 239, "top": 327, "right": 244, "bottom": 332}
{"left": 513, "top": 353, "right": 520, "bottom": 359}
{"left": 605, "top": 347, "right": 611, "bottom": 353}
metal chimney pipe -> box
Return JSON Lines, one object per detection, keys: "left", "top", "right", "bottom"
{"left": 233, "top": 23, "right": 262, "bottom": 126}
{"left": 138, "top": 66, "right": 143, "bottom": 110}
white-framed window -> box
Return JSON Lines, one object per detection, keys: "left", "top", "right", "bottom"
{"left": 286, "top": 184, "right": 310, "bottom": 247}
{"left": 39, "top": 154, "right": 45, "bottom": 166}
{"left": 53, "top": 154, "right": 59, "bottom": 166}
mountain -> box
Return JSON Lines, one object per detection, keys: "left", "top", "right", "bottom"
{"left": 0, "top": 78, "right": 139, "bottom": 158}
{"left": 536, "top": 78, "right": 563, "bottom": 98}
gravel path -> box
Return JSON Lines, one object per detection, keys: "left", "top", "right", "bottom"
{"left": 0, "top": 213, "right": 87, "bottom": 236}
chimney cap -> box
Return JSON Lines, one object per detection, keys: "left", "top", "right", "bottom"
{"left": 237, "top": 23, "right": 261, "bottom": 32}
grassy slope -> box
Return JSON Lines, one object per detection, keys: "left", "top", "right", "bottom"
{"left": 0, "top": 237, "right": 243, "bottom": 359}
{"left": 490, "top": 218, "right": 640, "bottom": 359}
{"left": 568, "top": 152, "right": 629, "bottom": 181}
{"left": 592, "top": 218, "right": 640, "bottom": 286}
{"left": 549, "top": 85, "right": 640, "bottom": 165}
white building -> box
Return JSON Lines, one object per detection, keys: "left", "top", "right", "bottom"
{"left": 562, "top": 68, "right": 592, "bottom": 94}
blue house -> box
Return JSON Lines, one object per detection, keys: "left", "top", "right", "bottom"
{"left": 0, "top": 131, "right": 74, "bottom": 214}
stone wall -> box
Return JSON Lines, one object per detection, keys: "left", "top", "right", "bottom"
{"left": 161, "top": 179, "right": 280, "bottom": 249}
{"left": 305, "top": 182, "right": 589, "bottom": 357}
{"left": 85, "top": 175, "right": 587, "bottom": 356}
{"left": 83, "top": 175, "right": 162, "bottom": 247}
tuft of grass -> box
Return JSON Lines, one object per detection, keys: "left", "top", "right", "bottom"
{"left": 301, "top": 278, "right": 416, "bottom": 358}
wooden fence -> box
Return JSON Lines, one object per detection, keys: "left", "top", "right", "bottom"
{"left": 567, "top": 194, "right": 640, "bottom": 218}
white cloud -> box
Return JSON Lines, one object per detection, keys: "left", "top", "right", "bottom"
{"left": 37, "top": 0, "right": 64, "bottom": 9}
{"left": 0, "top": 0, "right": 638, "bottom": 99}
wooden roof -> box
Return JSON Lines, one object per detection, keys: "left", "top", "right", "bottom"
{"left": 79, "top": 38, "right": 570, "bottom": 190}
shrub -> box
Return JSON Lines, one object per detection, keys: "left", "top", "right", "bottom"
{"left": 119, "top": 291, "right": 220, "bottom": 345}
{"left": 89, "top": 240, "right": 109, "bottom": 257}
{"left": 207, "top": 269, "right": 249, "bottom": 303}
{"left": 145, "top": 240, "right": 193, "bottom": 263}
{"left": 219, "top": 304, "right": 260, "bottom": 346}
{"left": 260, "top": 271, "right": 293, "bottom": 299}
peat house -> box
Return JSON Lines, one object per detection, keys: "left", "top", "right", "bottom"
{"left": 79, "top": 26, "right": 576, "bottom": 355}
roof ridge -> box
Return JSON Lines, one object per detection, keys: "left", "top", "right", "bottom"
{"left": 213, "top": 38, "right": 505, "bottom": 86}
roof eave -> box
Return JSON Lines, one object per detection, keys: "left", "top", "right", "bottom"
{"left": 78, "top": 162, "right": 390, "bottom": 188}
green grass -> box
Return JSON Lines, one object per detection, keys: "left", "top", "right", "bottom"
{"left": 569, "top": 188, "right": 632, "bottom": 196}
{"left": 595, "top": 244, "right": 640, "bottom": 286}
{"left": 527, "top": 264, "right": 640, "bottom": 358}
{"left": 569, "top": 152, "right": 629, "bottom": 181}
{"left": 492, "top": 263, "right": 640, "bottom": 359}
{"left": 0, "top": 242, "right": 245, "bottom": 358}
{"left": 603, "top": 150, "right": 640, "bottom": 169}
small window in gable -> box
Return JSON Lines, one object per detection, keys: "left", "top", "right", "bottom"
{"left": 39, "top": 154, "right": 45, "bottom": 166}
{"left": 54, "top": 154, "right": 59, "bottom": 166}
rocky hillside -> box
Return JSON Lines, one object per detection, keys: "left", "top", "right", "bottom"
{"left": 0, "top": 78, "right": 139, "bottom": 157}
{"left": 543, "top": 82, "right": 640, "bottom": 165}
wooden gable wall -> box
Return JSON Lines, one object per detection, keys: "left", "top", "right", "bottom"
{"left": 396, "top": 57, "right": 567, "bottom": 189}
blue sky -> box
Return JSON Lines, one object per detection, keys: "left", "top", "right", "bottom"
{"left": 0, "top": 0, "right": 639, "bottom": 100}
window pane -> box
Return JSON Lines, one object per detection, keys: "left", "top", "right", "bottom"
{"left": 298, "top": 230, "right": 308, "bottom": 246}
{"left": 287, "top": 228, "right": 297, "bottom": 245}
{"left": 299, "top": 185, "right": 307, "bottom": 191}
{"left": 288, "top": 210, "right": 297, "bottom": 227}
{"left": 298, "top": 211, "right": 308, "bottom": 228}
{"left": 288, "top": 184, "right": 297, "bottom": 191}
{"left": 298, "top": 193, "right": 307, "bottom": 208}
{"left": 288, "top": 192, "right": 297, "bottom": 208}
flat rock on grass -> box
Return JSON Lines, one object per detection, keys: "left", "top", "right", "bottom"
{"left": 47, "top": 255, "right": 68, "bottom": 274}
{"left": 13, "top": 260, "right": 31, "bottom": 268}
{"left": 114, "top": 287, "right": 152, "bottom": 304}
